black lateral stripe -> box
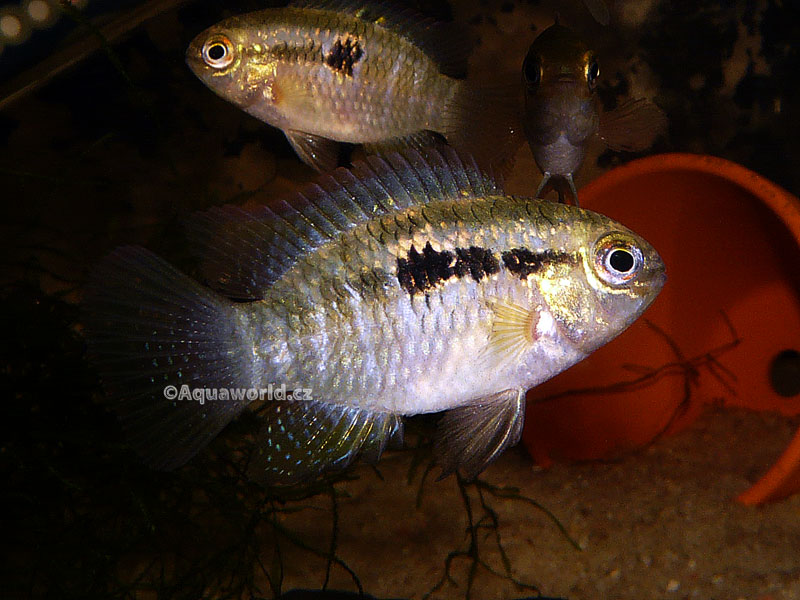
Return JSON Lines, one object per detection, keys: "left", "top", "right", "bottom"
{"left": 397, "top": 244, "right": 571, "bottom": 294}
{"left": 455, "top": 246, "right": 500, "bottom": 281}
{"left": 325, "top": 37, "right": 363, "bottom": 76}
{"left": 501, "top": 248, "right": 571, "bottom": 278}
{"left": 397, "top": 243, "right": 500, "bottom": 295}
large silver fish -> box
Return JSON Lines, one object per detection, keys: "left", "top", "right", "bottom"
{"left": 84, "top": 148, "right": 665, "bottom": 485}
{"left": 522, "top": 22, "right": 667, "bottom": 202}
{"left": 186, "top": 0, "right": 505, "bottom": 172}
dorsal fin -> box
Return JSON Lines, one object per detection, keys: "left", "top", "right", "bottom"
{"left": 288, "top": 0, "right": 473, "bottom": 78}
{"left": 188, "top": 147, "right": 501, "bottom": 300}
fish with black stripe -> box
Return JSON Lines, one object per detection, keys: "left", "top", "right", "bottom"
{"left": 83, "top": 148, "right": 665, "bottom": 485}
{"left": 185, "top": 0, "right": 516, "bottom": 172}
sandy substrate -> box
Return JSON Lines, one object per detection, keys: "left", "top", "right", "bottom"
{"left": 276, "top": 408, "right": 800, "bottom": 599}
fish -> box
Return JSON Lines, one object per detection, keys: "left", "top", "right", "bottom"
{"left": 185, "top": 0, "right": 512, "bottom": 172}
{"left": 83, "top": 147, "right": 665, "bottom": 486}
{"left": 522, "top": 22, "right": 667, "bottom": 203}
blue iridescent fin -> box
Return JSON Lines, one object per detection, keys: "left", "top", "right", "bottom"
{"left": 83, "top": 246, "right": 256, "bottom": 470}
{"left": 289, "top": 0, "right": 474, "bottom": 78}
{"left": 186, "top": 147, "right": 501, "bottom": 299}
{"left": 247, "top": 400, "right": 404, "bottom": 486}
{"left": 434, "top": 388, "right": 525, "bottom": 480}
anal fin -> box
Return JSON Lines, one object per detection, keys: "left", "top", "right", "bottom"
{"left": 434, "top": 388, "right": 525, "bottom": 480}
{"left": 247, "top": 400, "right": 404, "bottom": 486}
{"left": 285, "top": 129, "right": 341, "bottom": 172}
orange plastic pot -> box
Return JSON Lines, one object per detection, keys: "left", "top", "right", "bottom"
{"left": 522, "top": 153, "right": 800, "bottom": 505}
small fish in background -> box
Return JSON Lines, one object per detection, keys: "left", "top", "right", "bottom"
{"left": 186, "top": 0, "right": 516, "bottom": 172}
{"left": 522, "top": 21, "right": 667, "bottom": 203}
{"left": 83, "top": 148, "right": 665, "bottom": 486}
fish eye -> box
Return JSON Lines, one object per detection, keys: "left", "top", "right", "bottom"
{"left": 593, "top": 234, "right": 643, "bottom": 286}
{"left": 608, "top": 248, "right": 634, "bottom": 273}
{"left": 523, "top": 53, "right": 542, "bottom": 90}
{"left": 202, "top": 35, "right": 235, "bottom": 69}
{"left": 586, "top": 56, "right": 600, "bottom": 90}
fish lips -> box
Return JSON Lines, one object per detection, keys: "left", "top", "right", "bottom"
{"left": 185, "top": 34, "right": 211, "bottom": 79}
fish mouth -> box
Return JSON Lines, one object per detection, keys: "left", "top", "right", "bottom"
{"left": 655, "top": 269, "right": 667, "bottom": 291}
{"left": 642, "top": 269, "right": 667, "bottom": 305}
{"left": 185, "top": 37, "right": 204, "bottom": 74}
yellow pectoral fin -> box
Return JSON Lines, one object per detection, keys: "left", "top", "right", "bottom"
{"left": 481, "top": 298, "right": 538, "bottom": 366}
{"left": 272, "top": 74, "right": 317, "bottom": 113}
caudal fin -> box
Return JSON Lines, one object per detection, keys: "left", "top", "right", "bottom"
{"left": 83, "top": 246, "right": 256, "bottom": 470}
{"left": 442, "top": 80, "right": 524, "bottom": 176}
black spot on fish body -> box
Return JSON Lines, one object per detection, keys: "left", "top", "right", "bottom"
{"left": 397, "top": 243, "right": 500, "bottom": 295}
{"left": 455, "top": 246, "right": 500, "bottom": 281}
{"left": 325, "top": 37, "right": 363, "bottom": 76}
{"left": 397, "top": 245, "right": 430, "bottom": 295}
{"left": 397, "top": 243, "right": 450, "bottom": 295}
{"left": 502, "top": 248, "right": 571, "bottom": 278}
{"left": 423, "top": 242, "right": 454, "bottom": 284}
{"left": 396, "top": 260, "right": 415, "bottom": 294}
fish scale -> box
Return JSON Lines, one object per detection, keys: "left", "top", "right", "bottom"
{"left": 84, "top": 148, "right": 664, "bottom": 485}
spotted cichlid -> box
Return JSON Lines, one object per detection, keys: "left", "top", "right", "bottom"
{"left": 522, "top": 22, "right": 667, "bottom": 203}
{"left": 84, "top": 148, "right": 665, "bottom": 485}
{"left": 186, "top": 0, "right": 507, "bottom": 172}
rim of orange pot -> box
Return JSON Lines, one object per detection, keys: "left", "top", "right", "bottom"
{"left": 581, "top": 153, "right": 800, "bottom": 505}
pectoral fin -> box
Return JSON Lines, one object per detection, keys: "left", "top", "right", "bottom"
{"left": 247, "top": 399, "right": 404, "bottom": 486}
{"left": 599, "top": 97, "right": 668, "bottom": 152}
{"left": 481, "top": 298, "right": 538, "bottom": 368}
{"left": 284, "top": 130, "right": 341, "bottom": 172}
{"left": 434, "top": 388, "right": 525, "bottom": 480}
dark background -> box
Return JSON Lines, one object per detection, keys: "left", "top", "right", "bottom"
{"left": 1, "top": 1, "right": 798, "bottom": 598}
